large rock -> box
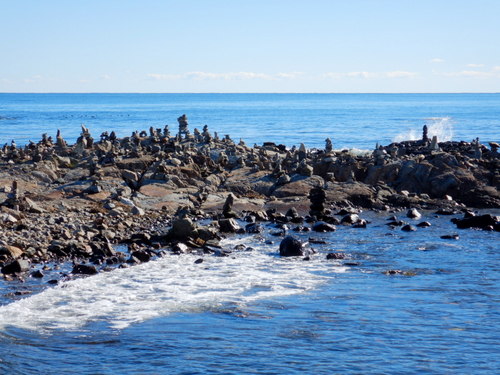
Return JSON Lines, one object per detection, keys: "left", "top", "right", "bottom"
{"left": 2, "top": 259, "right": 30, "bottom": 274}
{"left": 273, "top": 176, "right": 325, "bottom": 198}
{"left": 279, "top": 236, "right": 305, "bottom": 257}
{"left": 219, "top": 218, "right": 241, "bottom": 233}
{"left": 72, "top": 264, "right": 98, "bottom": 275}
{"left": 170, "top": 217, "right": 197, "bottom": 240}
{"left": 453, "top": 214, "right": 499, "bottom": 230}
{"left": 407, "top": 208, "right": 421, "bottom": 219}
{"left": 0, "top": 245, "right": 24, "bottom": 259}
{"left": 341, "top": 214, "right": 360, "bottom": 225}
{"left": 312, "top": 221, "right": 336, "bottom": 232}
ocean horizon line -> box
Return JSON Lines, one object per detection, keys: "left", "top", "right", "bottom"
{"left": 0, "top": 92, "right": 499, "bottom": 95}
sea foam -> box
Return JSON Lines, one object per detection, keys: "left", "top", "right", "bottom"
{"left": 0, "top": 239, "right": 341, "bottom": 332}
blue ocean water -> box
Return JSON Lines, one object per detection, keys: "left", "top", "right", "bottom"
{"left": 1, "top": 93, "right": 499, "bottom": 149}
{"left": 0, "top": 212, "right": 498, "bottom": 374}
{"left": 0, "top": 94, "right": 499, "bottom": 374}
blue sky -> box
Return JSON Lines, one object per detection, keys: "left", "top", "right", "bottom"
{"left": 1, "top": 0, "right": 499, "bottom": 92}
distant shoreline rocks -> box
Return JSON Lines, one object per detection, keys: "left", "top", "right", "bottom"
{"left": 0, "top": 116, "right": 498, "bottom": 280}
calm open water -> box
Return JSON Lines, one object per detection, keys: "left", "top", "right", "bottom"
{"left": 0, "top": 93, "right": 499, "bottom": 149}
{"left": 0, "top": 94, "right": 499, "bottom": 374}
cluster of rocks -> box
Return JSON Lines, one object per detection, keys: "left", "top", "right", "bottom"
{"left": 1, "top": 117, "right": 499, "bottom": 281}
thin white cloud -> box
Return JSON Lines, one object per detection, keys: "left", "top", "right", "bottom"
{"left": 22, "top": 75, "right": 44, "bottom": 83}
{"left": 323, "top": 71, "right": 416, "bottom": 79}
{"left": 466, "top": 63, "right": 484, "bottom": 68}
{"left": 322, "top": 72, "right": 344, "bottom": 79}
{"left": 430, "top": 58, "right": 445, "bottom": 63}
{"left": 147, "top": 73, "right": 183, "bottom": 80}
{"left": 100, "top": 74, "right": 112, "bottom": 80}
{"left": 147, "top": 71, "right": 304, "bottom": 81}
{"left": 275, "top": 72, "right": 304, "bottom": 79}
{"left": 347, "top": 71, "right": 379, "bottom": 79}
{"left": 185, "top": 71, "right": 273, "bottom": 80}
{"left": 442, "top": 70, "right": 493, "bottom": 78}
{"left": 493, "top": 66, "right": 500, "bottom": 71}
{"left": 385, "top": 71, "right": 417, "bottom": 78}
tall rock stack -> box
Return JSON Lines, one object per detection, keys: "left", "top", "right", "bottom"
{"left": 177, "top": 114, "right": 190, "bottom": 138}
{"left": 308, "top": 185, "right": 326, "bottom": 219}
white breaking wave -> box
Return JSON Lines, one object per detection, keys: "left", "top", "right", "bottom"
{"left": 393, "top": 117, "right": 454, "bottom": 143}
{"left": 0, "top": 239, "right": 343, "bottom": 332}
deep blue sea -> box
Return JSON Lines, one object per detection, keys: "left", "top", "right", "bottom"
{"left": 0, "top": 94, "right": 499, "bottom": 374}
{"left": 1, "top": 93, "right": 499, "bottom": 149}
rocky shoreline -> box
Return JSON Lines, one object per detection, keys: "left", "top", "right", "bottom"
{"left": 1, "top": 116, "right": 499, "bottom": 282}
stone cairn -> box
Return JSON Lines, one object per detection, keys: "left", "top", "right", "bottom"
{"left": 422, "top": 125, "right": 429, "bottom": 143}
{"left": 222, "top": 193, "right": 237, "bottom": 218}
{"left": 177, "top": 114, "right": 190, "bottom": 139}
{"left": 325, "top": 138, "right": 333, "bottom": 153}
{"left": 308, "top": 185, "right": 326, "bottom": 219}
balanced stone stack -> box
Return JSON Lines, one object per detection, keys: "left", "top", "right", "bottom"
{"left": 177, "top": 114, "right": 190, "bottom": 138}
{"left": 308, "top": 186, "right": 326, "bottom": 219}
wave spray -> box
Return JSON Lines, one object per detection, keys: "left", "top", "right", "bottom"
{"left": 393, "top": 117, "right": 454, "bottom": 143}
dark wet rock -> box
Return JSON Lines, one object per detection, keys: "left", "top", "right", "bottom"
{"left": 322, "top": 215, "right": 340, "bottom": 225}
{"left": 292, "top": 225, "right": 310, "bottom": 232}
{"left": 417, "top": 221, "right": 432, "bottom": 227}
{"left": 308, "top": 238, "right": 326, "bottom": 244}
{"left": 463, "top": 210, "right": 476, "bottom": 218}
{"left": 344, "top": 262, "right": 360, "bottom": 266}
{"left": 401, "top": 224, "right": 417, "bottom": 232}
{"left": 353, "top": 219, "right": 367, "bottom": 228}
{"left": 219, "top": 218, "right": 241, "bottom": 233}
{"left": 407, "top": 208, "right": 422, "bottom": 219}
{"left": 285, "top": 207, "right": 300, "bottom": 219}
{"left": 384, "top": 270, "right": 416, "bottom": 276}
{"left": 254, "top": 210, "right": 269, "bottom": 221}
{"left": 436, "top": 209, "right": 458, "bottom": 215}
{"left": 194, "top": 258, "right": 203, "bottom": 264}
{"left": 30, "top": 269, "right": 44, "bottom": 278}
{"left": 279, "top": 236, "right": 306, "bottom": 257}
{"left": 386, "top": 220, "right": 406, "bottom": 227}
{"left": 452, "top": 214, "right": 499, "bottom": 230}
{"left": 72, "top": 263, "right": 98, "bottom": 275}
{"left": 2, "top": 259, "right": 30, "bottom": 274}
{"left": 338, "top": 208, "right": 360, "bottom": 216}
{"left": 441, "top": 234, "right": 460, "bottom": 240}
{"left": 340, "top": 214, "right": 360, "bottom": 225}
{"left": 312, "top": 221, "right": 336, "bottom": 232}
{"left": 245, "top": 223, "right": 264, "bottom": 234}
{"left": 169, "top": 217, "right": 197, "bottom": 240}
{"left": 130, "top": 250, "right": 151, "bottom": 263}
{"left": 326, "top": 252, "right": 346, "bottom": 260}
{"left": 172, "top": 242, "right": 189, "bottom": 254}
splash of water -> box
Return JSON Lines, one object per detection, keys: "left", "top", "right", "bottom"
{"left": 393, "top": 117, "right": 454, "bottom": 143}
